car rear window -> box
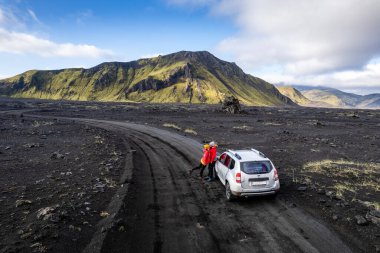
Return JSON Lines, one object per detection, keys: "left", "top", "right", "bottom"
{"left": 241, "top": 161, "right": 273, "bottom": 174}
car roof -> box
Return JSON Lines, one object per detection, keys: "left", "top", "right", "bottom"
{"left": 225, "top": 149, "right": 270, "bottom": 162}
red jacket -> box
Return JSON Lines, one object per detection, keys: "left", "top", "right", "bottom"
{"left": 200, "top": 148, "right": 211, "bottom": 165}
{"left": 209, "top": 146, "right": 217, "bottom": 162}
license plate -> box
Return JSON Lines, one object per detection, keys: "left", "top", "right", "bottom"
{"left": 250, "top": 181, "right": 267, "bottom": 186}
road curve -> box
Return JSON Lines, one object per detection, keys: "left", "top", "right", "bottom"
{"left": 11, "top": 111, "right": 352, "bottom": 253}
{"left": 67, "top": 118, "right": 352, "bottom": 253}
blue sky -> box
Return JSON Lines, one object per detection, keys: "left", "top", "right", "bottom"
{"left": 0, "top": 0, "right": 235, "bottom": 73}
{"left": 1, "top": 0, "right": 380, "bottom": 94}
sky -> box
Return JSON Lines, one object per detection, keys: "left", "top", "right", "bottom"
{"left": 0, "top": 0, "right": 380, "bottom": 95}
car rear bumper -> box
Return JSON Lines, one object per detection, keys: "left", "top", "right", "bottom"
{"left": 234, "top": 190, "right": 278, "bottom": 197}
{"left": 231, "top": 181, "right": 280, "bottom": 197}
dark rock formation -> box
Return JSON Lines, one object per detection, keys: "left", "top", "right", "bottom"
{"left": 222, "top": 96, "right": 241, "bottom": 114}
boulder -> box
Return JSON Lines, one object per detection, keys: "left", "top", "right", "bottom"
{"left": 37, "top": 206, "right": 57, "bottom": 220}
{"left": 15, "top": 199, "right": 32, "bottom": 207}
{"left": 51, "top": 152, "right": 64, "bottom": 159}
{"left": 366, "top": 210, "right": 380, "bottom": 227}
{"left": 355, "top": 215, "right": 368, "bottom": 225}
{"left": 222, "top": 96, "right": 241, "bottom": 114}
{"left": 297, "top": 186, "right": 307, "bottom": 192}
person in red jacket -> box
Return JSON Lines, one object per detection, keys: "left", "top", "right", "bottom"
{"left": 206, "top": 141, "right": 218, "bottom": 182}
{"left": 189, "top": 144, "right": 211, "bottom": 178}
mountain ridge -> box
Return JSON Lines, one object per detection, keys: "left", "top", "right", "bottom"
{"left": 0, "top": 51, "right": 294, "bottom": 106}
{"left": 277, "top": 85, "right": 380, "bottom": 109}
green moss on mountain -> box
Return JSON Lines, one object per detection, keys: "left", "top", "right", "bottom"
{"left": 0, "top": 51, "right": 295, "bottom": 106}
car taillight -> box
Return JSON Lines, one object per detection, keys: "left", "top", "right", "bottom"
{"left": 236, "top": 172, "right": 241, "bottom": 183}
{"left": 274, "top": 168, "right": 279, "bottom": 181}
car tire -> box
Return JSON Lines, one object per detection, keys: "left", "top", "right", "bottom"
{"left": 226, "top": 181, "right": 235, "bottom": 201}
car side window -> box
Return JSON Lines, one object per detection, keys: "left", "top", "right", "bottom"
{"left": 229, "top": 159, "right": 235, "bottom": 170}
{"left": 219, "top": 153, "right": 227, "bottom": 163}
{"left": 224, "top": 155, "right": 231, "bottom": 167}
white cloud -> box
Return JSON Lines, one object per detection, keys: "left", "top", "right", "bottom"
{"left": 27, "top": 9, "right": 40, "bottom": 24}
{"left": 0, "top": 28, "right": 114, "bottom": 58}
{"left": 172, "top": 0, "right": 380, "bottom": 93}
{"left": 260, "top": 60, "right": 380, "bottom": 92}
{"left": 214, "top": 0, "right": 380, "bottom": 75}
{"left": 167, "top": 0, "right": 380, "bottom": 93}
{"left": 0, "top": 6, "right": 24, "bottom": 29}
{"left": 0, "top": 8, "right": 3, "bottom": 24}
{"left": 0, "top": 6, "right": 113, "bottom": 59}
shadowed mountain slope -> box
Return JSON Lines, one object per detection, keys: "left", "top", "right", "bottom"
{"left": 0, "top": 51, "right": 295, "bottom": 106}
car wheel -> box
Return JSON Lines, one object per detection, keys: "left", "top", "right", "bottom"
{"left": 226, "top": 181, "right": 235, "bottom": 201}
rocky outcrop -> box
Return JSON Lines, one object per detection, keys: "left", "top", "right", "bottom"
{"left": 222, "top": 96, "right": 241, "bottom": 114}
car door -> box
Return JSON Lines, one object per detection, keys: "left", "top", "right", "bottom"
{"left": 220, "top": 154, "right": 232, "bottom": 183}
{"left": 225, "top": 157, "right": 236, "bottom": 182}
{"left": 216, "top": 153, "right": 227, "bottom": 183}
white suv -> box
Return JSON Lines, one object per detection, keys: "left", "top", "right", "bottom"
{"left": 215, "top": 149, "right": 280, "bottom": 201}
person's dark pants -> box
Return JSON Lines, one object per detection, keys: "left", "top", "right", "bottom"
{"left": 208, "top": 161, "right": 216, "bottom": 178}
{"left": 200, "top": 164, "right": 208, "bottom": 177}
{"left": 191, "top": 163, "right": 207, "bottom": 177}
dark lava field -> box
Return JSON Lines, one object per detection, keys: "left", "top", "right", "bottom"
{"left": 0, "top": 98, "right": 379, "bottom": 253}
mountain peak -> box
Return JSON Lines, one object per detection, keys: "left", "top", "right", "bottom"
{"left": 160, "top": 50, "right": 223, "bottom": 65}
{"left": 168, "top": 50, "right": 214, "bottom": 58}
{"left": 0, "top": 51, "right": 294, "bottom": 106}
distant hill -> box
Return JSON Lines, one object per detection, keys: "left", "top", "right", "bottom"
{"left": 0, "top": 51, "right": 295, "bottom": 106}
{"left": 277, "top": 85, "right": 380, "bottom": 109}
{"left": 276, "top": 86, "right": 311, "bottom": 105}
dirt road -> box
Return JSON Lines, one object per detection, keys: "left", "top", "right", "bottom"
{"left": 60, "top": 117, "right": 353, "bottom": 253}
{"left": 0, "top": 105, "right": 357, "bottom": 252}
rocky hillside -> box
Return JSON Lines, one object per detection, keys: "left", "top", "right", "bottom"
{"left": 276, "top": 86, "right": 332, "bottom": 108}
{"left": 0, "top": 51, "right": 294, "bottom": 106}
{"left": 276, "top": 86, "right": 311, "bottom": 105}
{"left": 294, "top": 86, "right": 380, "bottom": 109}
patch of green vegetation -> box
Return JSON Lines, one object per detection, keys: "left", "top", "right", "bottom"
{"left": 301, "top": 159, "right": 380, "bottom": 203}
{"left": 0, "top": 51, "right": 293, "bottom": 106}
{"left": 232, "top": 125, "right": 252, "bottom": 130}
{"left": 184, "top": 128, "right": 197, "bottom": 135}
{"left": 163, "top": 123, "right": 181, "bottom": 130}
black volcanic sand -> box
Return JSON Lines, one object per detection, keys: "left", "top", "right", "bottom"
{"left": 0, "top": 111, "right": 126, "bottom": 252}
{"left": 0, "top": 98, "right": 379, "bottom": 252}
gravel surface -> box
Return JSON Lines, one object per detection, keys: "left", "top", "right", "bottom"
{"left": 0, "top": 98, "right": 379, "bottom": 252}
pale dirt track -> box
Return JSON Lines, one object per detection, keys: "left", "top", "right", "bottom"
{"left": 70, "top": 118, "right": 353, "bottom": 253}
